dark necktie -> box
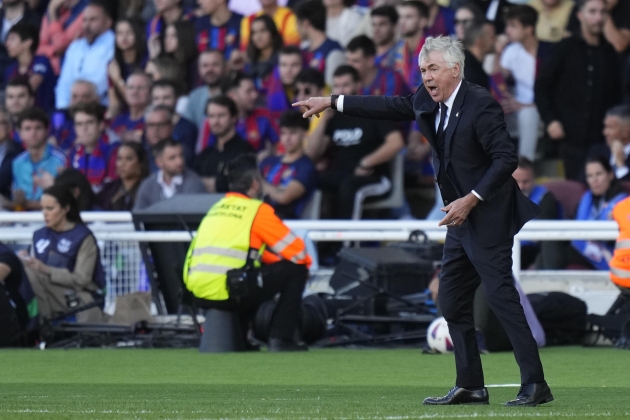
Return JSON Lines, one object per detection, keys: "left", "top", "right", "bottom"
{"left": 437, "top": 102, "right": 448, "bottom": 142}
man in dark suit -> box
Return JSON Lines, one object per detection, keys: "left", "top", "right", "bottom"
{"left": 294, "top": 36, "right": 552, "bottom": 407}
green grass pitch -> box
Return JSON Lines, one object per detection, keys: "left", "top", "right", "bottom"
{"left": 0, "top": 346, "right": 628, "bottom": 419}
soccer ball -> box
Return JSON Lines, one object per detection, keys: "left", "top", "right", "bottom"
{"left": 427, "top": 316, "right": 454, "bottom": 354}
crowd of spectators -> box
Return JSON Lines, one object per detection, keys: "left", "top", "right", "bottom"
{"left": 0, "top": 0, "right": 628, "bottom": 269}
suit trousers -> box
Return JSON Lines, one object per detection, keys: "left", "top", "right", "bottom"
{"left": 439, "top": 222, "right": 545, "bottom": 388}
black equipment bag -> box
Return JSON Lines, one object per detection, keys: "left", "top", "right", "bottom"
{"left": 0, "top": 283, "right": 23, "bottom": 347}
{"left": 388, "top": 230, "right": 444, "bottom": 264}
{"left": 528, "top": 292, "right": 588, "bottom": 345}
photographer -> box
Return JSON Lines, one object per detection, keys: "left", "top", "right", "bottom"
{"left": 183, "top": 155, "right": 311, "bottom": 351}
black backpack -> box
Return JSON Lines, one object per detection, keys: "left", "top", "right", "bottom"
{"left": 527, "top": 292, "right": 588, "bottom": 346}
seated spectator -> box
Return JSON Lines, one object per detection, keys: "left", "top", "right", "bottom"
{"left": 143, "top": 104, "right": 179, "bottom": 172}
{"left": 146, "top": 0, "right": 196, "bottom": 44}
{"left": 55, "top": 0, "right": 115, "bottom": 110}
{"left": 37, "top": 0, "right": 88, "bottom": 75}
{"left": 601, "top": 105, "right": 630, "bottom": 182}
{"left": 107, "top": 18, "right": 148, "bottom": 119}
{"left": 453, "top": 3, "right": 483, "bottom": 41}
{"left": 194, "top": 0, "right": 243, "bottom": 62}
{"left": 110, "top": 72, "right": 151, "bottom": 143}
{"left": 324, "top": 0, "right": 365, "bottom": 48}
{"left": 24, "top": 184, "right": 105, "bottom": 323}
{"left": 9, "top": 108, "right": 66, "bottom": 211}
{"left": 96, "top": 142, "right": 150, "bottom": 211}
{"left": 0, "top": 242, "right": 38, "bottom": 344}
{"left": 538, "top": 156, "right": 628, "bottom": 270}
{"left": 260, "top": 111, "right": 317, "bottom": 219}
{"left": 134, "top": 137, "right": 206, "bottom": 210}
{"left": 419, "top": 0, "right": 455, "bottom": 37}
{"left": 193, "top": 96, "right": 254, "bottom": 193}
{"left": 245, "top": 15, "right": 283, "bottom": 90}
{"left": 345, "top": 35, "right": 411, "bottom": 97}
{"left": 240, "top": 0, "right": 299, "bottom": 49}
{"left": 306, "top": 65, "right": 404, "bottom": 219}
{"left": 54, "top": 168, "right": 97, "bottom": 211}
{"left": 293, "top": 68, "right": 326, "bottom": 137}
{"left": 183, "top": 50, "right": 226, "bottom": 128}
{"left": 371, "top": 5, "right": 402, "bottom": 69}
{"left": 0, "top": 108, "right": 22, "bottom": 201}
{"left": 5, "top": 22, "right": 56, "bottom": 113}
{"left": 4, "top": 76, "right": 35, "bottom": 144}
{"left": 394, "top": 1, "right": 429, "bottom": 89}
{"left": 528, "top": 0, "right": 573, "bottom": 43}
{"left": 462, "top": 19, "right": 495, "bottom": 91}
{"left": 198, "top": 72, "right": 278, "bottom": 156}
{"left": 497, "top": 5, "right": 552, "bottom": 161}
{"left": 150, "top": 80, "right": 197, "bottom": 165}
{"left": 148, "top": 21, "right": 197, "bottom": 92}
{"left": 68, "top": 102, "right": 118, "bottom": 192}
{"left": 265, "top": 46, "right": 304, "bottom": 122}
{"left": 456, "top": 0, "right": 510, "bottom": 34}
{"left": 295, "top": 0, "right": 345, "bottom": 86}
{"left": 512, "top": 157, "right": 560, "bottom": 269}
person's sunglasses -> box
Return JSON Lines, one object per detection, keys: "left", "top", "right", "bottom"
{"left": 294, "top": 86, "right": 312, "bottom": 96}
{"left": 455, "top": 18, "right": 473, "bottom": 25}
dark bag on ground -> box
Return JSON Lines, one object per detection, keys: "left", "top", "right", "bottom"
{"left": 387, "top": 230, "right": 444, "bottom": 264}
{"left": 0, "top": 283, "right": 24, "bottom": 347}
{"left": 527, "top": 292, "right": 587, "bottom": 345}
{"left": 586, "top": 295, "right": 629, "bottom": 343}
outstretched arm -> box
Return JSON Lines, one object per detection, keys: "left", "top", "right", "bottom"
{"left": 293, "top": 93, "right": 416, "bottom": 122}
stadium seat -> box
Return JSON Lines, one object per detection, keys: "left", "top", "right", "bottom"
{"left": 352, "top": 153, "right": 404, "bottom": 220}
{"left": 301, "top": 190, "right": 322, "bottom": 219}
{"left": 543, "top": 180, "right": 587, "bottom": 220}
{"left": 199, "top": 309, "right": 245, "bottom": 353}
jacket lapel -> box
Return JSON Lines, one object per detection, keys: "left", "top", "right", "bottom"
{"left": 415, "top": 85, "right": 439, "bottom": 149}
{"left": 444, "top": 81, "right": 468, "bottom": 163}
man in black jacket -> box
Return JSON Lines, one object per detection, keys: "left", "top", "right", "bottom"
{"left": 294, "top": 35, "right": 551, "bottom": 407}
{"left": 535, "top": 0, "right": 622, "bottom": 180}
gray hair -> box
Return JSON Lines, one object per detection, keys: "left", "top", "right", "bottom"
{"left": 418, "top": 36, "right": 465, "bottom": 79}
{"left": 72, "top": 79, "right": 99, "bottom": 98}
{"left": 145, "top": 104, "right": 174, "bottom": 121}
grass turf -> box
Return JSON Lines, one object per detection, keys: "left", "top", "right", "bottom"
{"left": 0, "top": 346, "right": 628, "bottom": 419}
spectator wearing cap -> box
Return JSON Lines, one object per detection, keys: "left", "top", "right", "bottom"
{"left": 295, "top": 0, "right": 345, "bottom": 86}
{"left": 54, "top": 0, "right": 115, "bottom": 110}
{"left": 418, "top": 0, "right": 455, "bottom": 37}
{"left": 535, "top": 0, "right": 622, "bottom": 180}
{"left": 370, "top": 5, "right": 403, "bottom": 70}
{"left": 37, "top": 0, "right": 89, "bottom": 75}
{"left": 109, "top": 72, "right": 152, "bottom": 143}
{"left": 240, "top": 0, "right": 300, "bottom": 49}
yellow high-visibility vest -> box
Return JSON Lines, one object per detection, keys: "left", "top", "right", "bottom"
{"left": 183, "top": 195, "right": 265, "bottom": 300}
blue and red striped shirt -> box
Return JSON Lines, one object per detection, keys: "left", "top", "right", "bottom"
{"left": 197, "top": 108, "right": 279, "bottom": 153}
{"left": 393, "top": 37, "right": 426, "bottom": 90}
{"left": 425, "top": 7, "right": 455, "bottom": 38}
{"left": 5, "top": 56, "right": 57, "bottom": 112}
{"left": 362, "top": 67, "right": 411, "bottom": 97}
{"left": 302, "top": 38, "right": 343, "bottom": 75}
{"left": 109, "top": 112, "right": 145, "bottom": 137}
{"left": 68, "top": 136, "right": 118, "bottom": 191}
{"left": 264, "top": 67, "right": 292, "bottom": 124}
{"left": 195, "top": 12, "right": 244, "bottom": 60}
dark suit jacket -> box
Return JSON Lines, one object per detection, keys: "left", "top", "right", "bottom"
{"left": 0, "top": 140, "right": 22, "bottom": 199}
{"left": 343, "top": 81, "right": 540, "bottom": 247}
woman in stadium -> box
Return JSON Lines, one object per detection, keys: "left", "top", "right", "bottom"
{"left": 96, "top": 142, "right": 150, "bottom": 211}
{"left": 246, "top": 15, "right": 283, "bottom": 90}
{"left": 149, "top": 20, "right": 197, "bottom": 91}
{"left": 539, "top": 156, "right": 628, "bottom": 270}
{"left": 23, "top": 184, "right": 106, "bottom": 323}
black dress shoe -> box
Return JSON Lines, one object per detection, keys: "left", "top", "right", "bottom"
{"left": 505, "top": 382, "right": 554, "bottom": 407}
{"left": 423, "top": 386, "right": 489, "bottom": 405}
{"left": 268, "top": 338, "right": 308, "bottom": 352}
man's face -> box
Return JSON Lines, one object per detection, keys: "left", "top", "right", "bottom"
{"left": 19, "top": 120, "right": 47, "bottom": 149}
{"left": 280, "top": 126, "right": 305, "bottom": 154}
{"left": 454, "top": 7, "right": 475, "bottom": 41}
{"left": 207, "top": 103, "right": 236, "bottom": 138}
{"left": 5, "top": 33, "right": 29, "bottom": 58}
{"left": 420, "top": 51, "right": 461, "bottom": 103}
{"left": 198, "top": 0, "right": 222, "bottom": 15}
{"left": 505, "top": 19, "right": 528, "bottom": 43}
{"left": 346, "top": 50, "right": 373, "bottom": 79}
{"left": 82, "top": 5, "right": 112, "bottom": 43}
{"left": 145, "top": 110, "right": 174, "bottom": 146}
{"left": 70, "top": 82, "right": 98, "bottom": 106}
{"left": 294, "top": 82, "right": 321, "bottom": 102}
{"left": 154, "top": 0, "right": 179, "bottom": 13}
{"left": 578, "top": 0, "right": 607, "bottom": 36}
{"left": 371, "top": 15, "right": 396, "bottom": 47}
{"left": 397, "top": 5, "right": 426, "bottom": 38}
{"left": 481, "top": 23, "right": 496, "bottom": 55}
{"left": 603, "top": 115, "right": 630, "bottom": 145}
{"left": 5, "top": 86, "right": 33, "bottom": 116}
{"left": 332, "top": 74, "right": 359, "bottom": 96}
{"left": 198, "top": 52, "right": 225, "bottom": 88}
{"left": 279, "top": 54, "right": 303, "bottom": 85}
{"left": 229, "top": 79, "right": 258, "bottom": 113}
{"left": 157, "top": 145, "right": 185, "bottom": 176}
{"left": 74, "top": 112, "right": 103, "bottom": 147}
{"left": 512, "top": 167, "right": 535, "bottom": 196}
{"left": 125, "top": 74, "right": 151, "bottom": 108}
{"left": 151, "top": 86, "right": 177, "bottom": 109}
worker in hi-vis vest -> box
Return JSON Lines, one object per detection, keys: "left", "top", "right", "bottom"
{"left": 184, "top": 155, "right": 312, "bottom": 351}
{"left": 609, "top": 196, "right": 630, "bottom": 349}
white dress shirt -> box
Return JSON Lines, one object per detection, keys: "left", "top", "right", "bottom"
{"left": 610, "top": 142, "right": 630, "bottom": 180}
{"left": 157, "top": 171, "right": 183, "bottom": 199}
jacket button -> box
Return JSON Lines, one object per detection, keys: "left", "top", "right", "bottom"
{"left": 444, "top": 200, "right": 449, "bottom": 205}
{"left": 439, "top": 184, "right": 443, "bottom": 189}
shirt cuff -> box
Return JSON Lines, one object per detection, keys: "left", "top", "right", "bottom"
{"left": 337, "top": 95, "right": 344, "bottom": 113}
{"left": 471, "top": 190, "right": 484, "bottom": 201}
{"left": 616, "top": 166, "right": 629, "bottom": 180}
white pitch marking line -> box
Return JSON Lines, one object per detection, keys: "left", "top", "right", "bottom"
{"left": 486, "top": 384, "right": 521, "bottom": 388}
